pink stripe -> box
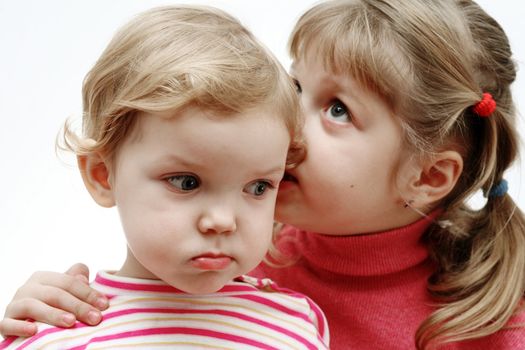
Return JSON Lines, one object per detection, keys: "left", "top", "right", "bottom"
{"left": 216, "top": 284, "right": 258, "bottom": 292}
{"left": 0, "top": 336, "right": 16, "bottom": 349}
{"left": 13, "top": 322, "right": 94, "bottom": 350}
{"left": 99, "top": 307, "right": 318, "bottom": 349}
{"left": 305, "top": 296, "right": 327, "bottom": 338}
{"left": 8, "top": 307, "right": 319, "bottom": 350}
{"left": 264, "top": 280, "right": 328, "bottom": 337}
{"left": 269, "top": 283, "right": 328, "bottom": 344}
{"left": 95, "top": 275, "right": 256, "bottom": 293}
{"left": 67, "top": 327, "right": 279, "bottom": 350}
{"left": 233, "top": 294, "right": 326, "bottom": 347}
{"left": 95, "top": 275, "right": 184, "bottom": 293}
{"left": 234, "top": 294, "right": 311, "bottom": 323}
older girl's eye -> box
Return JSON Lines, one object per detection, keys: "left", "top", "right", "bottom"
{"left": 244, "top": 180, "right": 273, "bottom": 197}
{"left": 166, "top": 174, "right": 200, "bottom": 191}
{"left": 325, "top": 100, "right": 351, "bottom": 123}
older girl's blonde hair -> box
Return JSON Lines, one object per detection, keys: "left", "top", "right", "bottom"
{"left": 63, "top": 5, "right": 302, "bottom": 167}
{"left": 290, "top": 0, "right": 525, "bottom": 348}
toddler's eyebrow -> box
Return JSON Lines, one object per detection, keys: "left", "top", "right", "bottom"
{"left": 151, "top": 154, "right": 203, "bottom": 169}
{"left": 260, "top": 165, "right": 286, "bottom": 176}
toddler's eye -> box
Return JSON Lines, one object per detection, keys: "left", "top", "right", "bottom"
{"left": 325, "top": 100, "right": 351, "bottom": 123}
{"left": 244, "top": 180, "right": 272, "bottom": 197}
{"left": 166, "top": 174, "right": 200, "bottom": 191}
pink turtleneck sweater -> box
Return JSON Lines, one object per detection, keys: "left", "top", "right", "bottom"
{"left": 253, "top": 215, "right": 525, "bottom": 349}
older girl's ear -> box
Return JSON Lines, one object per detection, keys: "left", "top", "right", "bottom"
{"left": 408, "top": 150, "right": 463, "bottom": 207}
{"left": 77, "top": 153, "right": 115, "bottom": 208}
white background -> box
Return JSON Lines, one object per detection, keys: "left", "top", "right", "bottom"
{"left": 0, "top": 1, "right": 523, "bottom": 312}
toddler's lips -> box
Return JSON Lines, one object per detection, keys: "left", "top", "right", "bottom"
{"left": 190, "top": 254, "right": 232, "bottom": 270}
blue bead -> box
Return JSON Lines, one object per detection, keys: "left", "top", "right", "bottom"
{"left": 488, "top": 179, "right": 508, "bottom": 198}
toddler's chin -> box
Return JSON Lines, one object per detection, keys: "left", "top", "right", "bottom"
{"left": 177, "top": 279, "right": 228, "bottom": 295}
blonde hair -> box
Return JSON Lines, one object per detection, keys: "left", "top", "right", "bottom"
{"left": 290, "top": 0, "right": 525, "bottom": 348}
{"left": 62, "top": 5, "right": 302, "bottom": 167}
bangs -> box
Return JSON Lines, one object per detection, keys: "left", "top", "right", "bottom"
{"left": 289, "top": 0, "right": 413, "bottom": 112}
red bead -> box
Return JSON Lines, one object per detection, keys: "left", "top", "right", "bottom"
{"left": 472, "top": 92, "right": 496, "bottom": 117}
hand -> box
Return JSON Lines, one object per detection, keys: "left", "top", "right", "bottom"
{"left": 0, "top": 263, "right": 109, "bottom": 338}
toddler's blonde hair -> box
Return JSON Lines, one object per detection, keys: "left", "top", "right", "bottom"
{"left": 62, "top": 5, "right": 302, "bottom": 167}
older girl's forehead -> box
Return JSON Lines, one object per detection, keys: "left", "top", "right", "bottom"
{"left": 293, "top": 57, "right": 366, "bottom": 102}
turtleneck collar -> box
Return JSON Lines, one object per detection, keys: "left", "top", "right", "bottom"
{"left": 295, "top": 211, "right": 441, "bottom": 276}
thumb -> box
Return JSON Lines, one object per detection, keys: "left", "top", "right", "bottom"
{"left": 65, "top": 263, "right": 90, "bottom": 284}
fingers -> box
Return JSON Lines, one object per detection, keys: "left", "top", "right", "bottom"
{"left": 2, "top": 270, "right": 109, "bottom": 330}
{"left": 24, "top": 285, "right": 104, "bottom": 326}
{"left": 5, "top": 298, "right": 77, "bottom": 329}
{"left": 18, "top": 271, "right": 109, "bottom": 311}
{"left": 0, "top": 318, "right": 37, "bottom": 338}
{"left": 65, "top": 263, "right": 90, "bottom": 284}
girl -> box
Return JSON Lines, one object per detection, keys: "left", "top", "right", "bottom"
{"left": 0, "top": 5, "right": 329, "bottom": 349}
{"left": 3, "top": 0, "right": 525, "bottom": 349}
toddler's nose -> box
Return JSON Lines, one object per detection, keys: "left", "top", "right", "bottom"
{"left": 197, "top": 207, "right": 237, "bottom": 235}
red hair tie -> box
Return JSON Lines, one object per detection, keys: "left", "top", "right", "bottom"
{"left": 473, "top": 92, "right": 496, "bottom": 117}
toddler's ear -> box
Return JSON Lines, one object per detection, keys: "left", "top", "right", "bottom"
{"left": 77, "top": 153, "right": 115, "bottom": 208}
{"left": 408, "top": 150, "right": 463, "bottom": 207}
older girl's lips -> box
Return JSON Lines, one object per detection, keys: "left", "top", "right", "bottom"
{"left": 279, "top": 172, "right": 298, "bottom": 192}
{"left": 282, "top": 172, "right": 298, "bottom": 183}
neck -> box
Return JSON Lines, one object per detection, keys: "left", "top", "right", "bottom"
{"left": 291, "top": 211, "right": 441, "bottom": 276}
{"left": 116, "top": 247, "right": 159, "bottom": 280}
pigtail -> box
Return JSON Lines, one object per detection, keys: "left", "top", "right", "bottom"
{"left": 407, "top": 0, "right": 525, "bottom": 346}
{"left": 416, "top": 26, "right": 525, "bottom": 346}
{"left": 417, "top": 83, "right": 525, "bottom": 348}
{"left": 418, "top": 193, "right": 525, "bottom": 347}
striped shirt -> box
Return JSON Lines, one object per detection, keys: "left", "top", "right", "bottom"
{"left": 0, "top": 271, "right": 329, "bottom": 350}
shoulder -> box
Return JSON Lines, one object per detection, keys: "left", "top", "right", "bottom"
{"left": 0, "top": 321, "right": 80, "bottom": 350}
{"left": 234, "top": 274, "right": 319, "bottom": 308}
{"left": 234, "top": 275, "right": 330, "bottom": 346}
{"left": 234, "top": 274, "right": 310, "bottom": 301}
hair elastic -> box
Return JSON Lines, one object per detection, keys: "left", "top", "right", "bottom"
{"left": 472, "top": 92, "right": 496, "bottom": 117}
{"left": 487, "top": 179, "right": 508, "bottom": 198}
